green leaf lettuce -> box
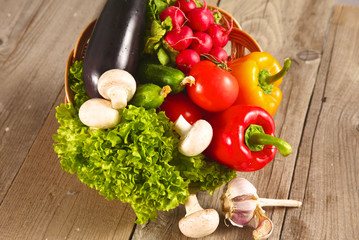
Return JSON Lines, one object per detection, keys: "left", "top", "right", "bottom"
{"left": 53, "top": 61, "right": 236, "bottom": 224}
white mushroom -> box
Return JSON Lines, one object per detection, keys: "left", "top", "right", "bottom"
{"left": 173, "top": 115, "right": 213, "bottom": 157}
{"left": 178, "top": 194, "right": 219, "bottom": 238}
{"left": 97, "top": 69, "right": 137, "bottom": 110}
{"left": 78, "top": 98, "right": 121, "bottom": 129}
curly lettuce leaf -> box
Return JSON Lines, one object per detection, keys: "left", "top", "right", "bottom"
{"left": 54, "top": 62, "right": 236, "bottom": 224}
{"left": 171, "top": 152, "right": 237, "bottom": 194}
{"left": 54, "top": 105, "right": 189, "bottom": 224}
{"left": 68, "top": 61, "right": 88, "bottom": 110}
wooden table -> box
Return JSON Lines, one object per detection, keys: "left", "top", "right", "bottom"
{"left": 1, "top": 0, "right": 358, "bottom": 239}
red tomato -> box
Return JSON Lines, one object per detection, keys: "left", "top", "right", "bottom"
{"left": 187, "top": 61, "right": 239, "bottom": 112}
{"left": 159, "top": 93, "right": 203, "bottom": 124}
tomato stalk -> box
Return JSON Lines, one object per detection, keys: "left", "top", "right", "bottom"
{"left": 201, "top": 53, "right": 229, "bottom": 70}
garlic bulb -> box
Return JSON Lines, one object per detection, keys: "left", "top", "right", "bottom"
{"left": 222, "top": 177, "right": 302, "bottom": 239}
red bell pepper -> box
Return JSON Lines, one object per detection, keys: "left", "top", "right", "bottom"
{"left": 205, "top": 105, "right": 292, "bottom": 172}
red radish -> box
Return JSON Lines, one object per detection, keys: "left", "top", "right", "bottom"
{"left": 176, "top": 49, "right": 201, "bottom": 74}
{"left": 159, "top": 6, "right": 185, "bottom": 29}
{"left": 175, "top": 0, "right": 197, "bottom": 13}
{"left": 206, "top": 19, "right": 233, "bottom": 47}
{"left": 165, "top": 26, "right": 194, "bottom": 51}
{"left": 208, "top": 47, "right": 228, "bottom": 63}
{"left": 190, "top": 32, "right": 213, "bottom": 55}
{"left": 186, "top": 0, "right": 214, "bottom": 32}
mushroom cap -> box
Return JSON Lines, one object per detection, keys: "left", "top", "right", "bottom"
{"left": 78, "top": 98, "right": 120, "bottom": 129}
{"left": 178, "top": 120, "right": 213, "bottom": 156}
{"left": 97, "top": 69, "right": 137, "bottom": 108}
{"left": 179, "top": 209, "right": 219, "bottom": 238}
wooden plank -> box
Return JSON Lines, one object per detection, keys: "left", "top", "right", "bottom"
{"left": 0, "top": 88, "right": 137, "bottom": 239}
{"left": 0, "top": 0, "right": 44, "bottom": 64}
{"left": 215, "top": 0, "right": 335, "bottom": 239}
{"left": 132, "top": 0, "right": 334, "bottom": 239}
{"left": 0, "top": 0, "right": 106, "bottom": 202}
{"left": 282, "top": 5, "right": 359, "bottom": 239}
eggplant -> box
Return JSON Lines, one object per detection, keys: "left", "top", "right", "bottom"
{"left": 83, "top": 0, "right": 147, "bottom": 98}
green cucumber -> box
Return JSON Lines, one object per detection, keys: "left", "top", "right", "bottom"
{"left": 130, "top": 84, "right": 171, "bottom": 109}
{"left": 137, "top": 63, "right": 194, "bottom": 93}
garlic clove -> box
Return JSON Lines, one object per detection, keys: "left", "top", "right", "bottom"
{"left": 249, "top": 206, "right": 273, "bottom": 240}
{"left": 224, "top": 177, "right": 258, "bottom": 200}
{"left": 226, "top": 200, "right": 257, "bottom": 227}
{"left": 222, "top": 177, "right": 301, "bottom": 240}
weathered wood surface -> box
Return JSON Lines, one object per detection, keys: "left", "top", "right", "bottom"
{"left": 0, "top": 0, "right": 358, "bottom": 239}
{"left": 0, "top": 0, "right": 106, "bottom": 202}
{"left": 282, "top": 5, "right": 359, "bottom": 239}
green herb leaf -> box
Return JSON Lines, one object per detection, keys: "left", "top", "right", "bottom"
{"left": 157, "top": 48, "right": 170, "bottom": 66}
{"left": 144, "top": 19, "right": 173, "bottom": 55}
{"left": 213, "top": 10, "right": 222, "bottom": 24}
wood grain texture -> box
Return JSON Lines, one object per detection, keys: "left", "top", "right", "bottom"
{"left": 217, "top": 1, "right": 335, "bottom": 239}
{"left": 0, "top": 0, "right": 106, "bottom": 202}
{"left": 282, "top": 5, "right": 359, "bottom": 239}
{"left": 2, "top": 1, "right": 357, "bottom": 240}
{"left": 0, "top": 0, "right": 44, "bottom": 64}
{"left": 0, "top": 89, "right": 136, "bottom": 239}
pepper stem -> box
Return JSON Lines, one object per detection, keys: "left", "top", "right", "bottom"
{"left": 266, "top": 58, "right": 291, "bottom": 85}
{"left": 248, "top": 132, "right": 292, "bottom": 157}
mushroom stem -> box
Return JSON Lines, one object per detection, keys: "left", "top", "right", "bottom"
{"left": 173, "top": 115, "right": 213, "bottom": 157}
{"left": 184, "top": 194, "right": 204, "bottom": 216}
{"left": 97, "top": 69, "right": 137, "bottom": 110}
{"left": 173, "top": 115, "right": 192, "bottom": 136}
{"left": 108, "top": 87, "right": 128, "bottom": 110}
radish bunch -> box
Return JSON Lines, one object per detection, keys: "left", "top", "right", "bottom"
{"left": 160, "top": 0, "right": 233, "bottom": 74}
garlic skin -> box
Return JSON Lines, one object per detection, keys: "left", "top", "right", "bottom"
{"left": 222, "top": 177, "right": 302, "bottom": 240}
{"left": 224, "top": 177, "right": 258, "bottom": 200}
{"left": 249, "top": 206, "right": 273, "bottom": 240}
{"left": 223, "top": 194, "right": 257, "bottom": 227}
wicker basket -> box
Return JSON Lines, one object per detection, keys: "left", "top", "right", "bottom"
{"left": 64, "top": 5, "right": 262, "bottom": 104}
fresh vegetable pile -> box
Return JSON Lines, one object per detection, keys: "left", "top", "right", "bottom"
{"left": 54, "top": 61, "right": 236, "bottom": 224}
{"left": 54, "top": 0, "right": 301, "bottom": 238}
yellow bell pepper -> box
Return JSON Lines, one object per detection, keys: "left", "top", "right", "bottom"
{"left": 229, "top": 52, "right": 291, "bottom": 116}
